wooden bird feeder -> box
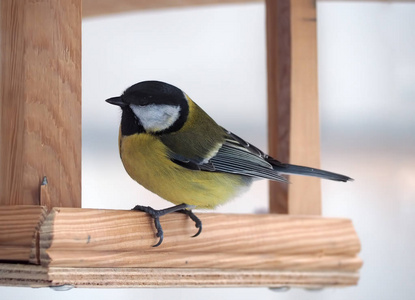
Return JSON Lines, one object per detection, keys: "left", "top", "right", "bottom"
{"left": 0, "top": 0, "right": 362, "bottom": 288}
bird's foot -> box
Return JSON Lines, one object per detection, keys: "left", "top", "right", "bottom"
{"left": 177, "top": 209, "right": 202, "bottom": 237}
{"left": 131, "top": 203, "right": 202, "bottom": 247}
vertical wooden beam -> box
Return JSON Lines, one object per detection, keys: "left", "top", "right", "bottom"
{"left": 289, "top": 0, "right": 321, "bottom": 215}
{"left": 0, "top": 0, "right": 82, "bottom": 207}
{"left": 267, "top": 0, "right": 321, "bottom": 215}
{"left": 266, "top": 0, "right": 291, "bottom": 214}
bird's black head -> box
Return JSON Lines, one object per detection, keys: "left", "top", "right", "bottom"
{"left": 122, "top": 81, "right": 186, "bottom": 107}
{"left": 106, "top": 81, "right": 189, "bottom": 135}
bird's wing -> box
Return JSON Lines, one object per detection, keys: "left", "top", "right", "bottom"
{"left": 168, "top": 128, "right": 288, "bottom": 182}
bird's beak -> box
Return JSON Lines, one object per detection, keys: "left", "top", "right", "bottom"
{"left": 105, "top": 96, "right": 127, "bottom": 107}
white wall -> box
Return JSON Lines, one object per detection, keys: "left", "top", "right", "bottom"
{"left": 2, "top": 2, "right": 414, "bottom": 299}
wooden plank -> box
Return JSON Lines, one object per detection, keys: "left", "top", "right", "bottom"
{"left": 0, "top": 264, "right": 50, "bottom": 288}
{"left": 0, "top": 207, "right": 362, "bottom": 287}
{"left": 0, "top": 0, "right": 82, "bottom": 207}
{"left": 0, "top": 206, "right": 362, "bottom": 268}
{"left": 82, "top": 0, "right": 415, "bottom": 17}
{"left": 48, "top": 268, "right": 359, "bottom": 288}
{"left": 35, "top": 208, "right": 361, "bottom": 269}
{"left": 45, "top": 251, "right": 363, "bottom": 271}
{"left": 288, "top": 0, "right": 321, "bottom": 215}
{"left": 0, "top": 264, "right": 360, "bottom": 288}
{"left": 82, "top": 0, "right": 262, "bottom": 17}
{"left": 41, "top": 208, "right": 360, "bottom": 255}
{"left": 0, "top": 206, "right": 47, "bottom": 263}
{"left": 266, "top": 0, "right": 321, "bottom": 215}
{"left": 266, "top": 0, "right": 291, "bottom": 214}
{"left": 0, "top": 1, "right": 26, "bottom": 205}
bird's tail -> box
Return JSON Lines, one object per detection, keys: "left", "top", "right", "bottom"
{"left": 270, "top": 161, "right": 353, "bottom": 182}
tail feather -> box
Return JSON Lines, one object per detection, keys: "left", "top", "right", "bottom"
{"left": 272, "top": 163, "right": 353, "bottom": 182}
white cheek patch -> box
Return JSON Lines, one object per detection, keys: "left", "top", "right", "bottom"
{"left": 130, "top": 104, "right": 181, "bottom": 132}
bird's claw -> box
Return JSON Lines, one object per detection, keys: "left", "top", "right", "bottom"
{"left": 191, "top": 223, "right": 202, "bottom": 238}
{"left": 132, "top": 203, "right": 202, "bottom": 247}
{"left": 178, "top": 209, "right": 202, "bottom": 238}
{"left": 152, "top": 234, "right": 163, "bottom": 247}
{"left": 152, "top": 216, "right": 164, "bottom": 247}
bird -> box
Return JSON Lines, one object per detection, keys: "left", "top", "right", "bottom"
{"left": 106, "top": 80, "right": 352, "bottom": 247}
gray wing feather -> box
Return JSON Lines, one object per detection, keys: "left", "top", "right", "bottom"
{"left": 209, "top": 137, "right": 288, "bottom": 182}
{"left": 168, "top": 128, "right": 288, "bottom": 182}
{"left": 168, "top": 128, "right": 351, "bottom": 183}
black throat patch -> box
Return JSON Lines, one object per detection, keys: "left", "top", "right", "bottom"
{"left": 120, "top": 106, "right": 145, "bottom": 136}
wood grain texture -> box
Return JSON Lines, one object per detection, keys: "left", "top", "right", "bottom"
{"left": 288, "top": 0, "right": 321, "bottom": 215}
{"left": 266, "top": 0, "right": 291, "bottom": 214}
{"left": 0, "top": 206, "right": 47, "bottom": 263}
{"left": 0, "top": 264, "right": 49, "bottom": 288}
{"left": 0, "top": 0, "right": 26, "bottom": 205}
{"left": 45, "top": 251, "right": 362, "bottom": 271}
{"left": 0, "top": 207, "right": 362, "bottom": 287}
{"left": 0, "top": 0, "right": 81, "bottom": 207}
{"left": 48, "top": 267, "right": 359, "bottom": 288}
{"left": 83, "top": 0, "right": 262, "bottom": 17}
{"left": 36, "top": 208, "right": 361, "bottom": 271}
{"left": 0, "top": 263, "right": 360, "bottom": 288}
{"left": 266, "top": 0, "right": 321, "bottom": 215}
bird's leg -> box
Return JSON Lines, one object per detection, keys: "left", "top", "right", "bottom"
{"left": 131, "top": 203, "right": 201, "bottom": 247}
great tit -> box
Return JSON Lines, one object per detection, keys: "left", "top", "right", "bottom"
{"left": 106, "top": 80, "right": 352, "bottom": 247}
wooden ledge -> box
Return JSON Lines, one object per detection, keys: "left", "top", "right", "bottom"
{"left": 0, "top": 206, "right": 362, "bottom": 288}
{"left": 0, "top": 264, "right": 359, "bottom": 288}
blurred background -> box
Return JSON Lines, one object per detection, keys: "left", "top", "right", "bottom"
{"left": 2, "top": 1, "right": 414, "bottom": 299}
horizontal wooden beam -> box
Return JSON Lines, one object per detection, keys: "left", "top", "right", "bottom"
{"left": 82, "top": 0, "right": 415, "bottom": 18}
{"left": 0, "top": 206, "right": 362, "bottom": 287}
{"left": 0, "top": 264, "right": 360, "bottom": 288}
{"left": 82, "top": 0, "right": 262, "bottom": 17}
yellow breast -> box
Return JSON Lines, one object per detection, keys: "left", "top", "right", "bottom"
{"left": 119, "top": 132, "right": 251, "bottom": 209}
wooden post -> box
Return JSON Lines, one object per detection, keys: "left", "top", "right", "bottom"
{"left": 0, "top": 0, "right": 82, "bottom": 207}
{"left": 266, "top": 0, "right": 291, "bottom": 214}
{"left": 266, "top": 0, "right": 321, "bottom": 215}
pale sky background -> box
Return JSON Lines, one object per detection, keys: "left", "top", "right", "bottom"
{"left": 2, "top": 2, "right": 415, "bottom": 300}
